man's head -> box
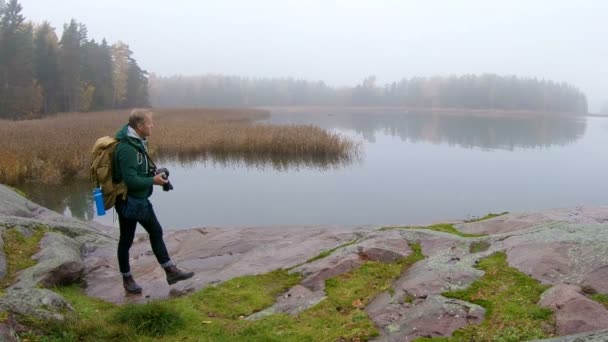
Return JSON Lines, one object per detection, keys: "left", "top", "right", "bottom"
{"left": 129, "top": 109, "right": 154, "bottom": 138}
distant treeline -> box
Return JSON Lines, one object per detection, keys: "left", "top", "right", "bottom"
{"left": 0, "top": 0, "right": 149, "bottom": 119}
{"left": 150, "top": 74, "right": 588, "bottom": 114}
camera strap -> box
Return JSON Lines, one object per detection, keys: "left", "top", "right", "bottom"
{"left": 141, "top": 148, "right": 158, "bottom": 173}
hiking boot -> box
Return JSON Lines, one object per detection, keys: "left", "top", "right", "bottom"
{"left": 164, "top": 265, "right": 194, "bottom": 285}
{"left": 123, "top": 275, "right": 142, "bottom": 294}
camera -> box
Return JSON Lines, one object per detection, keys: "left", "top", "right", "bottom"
{"left": 154, "top": 167, "right": 174, "bottom": 192}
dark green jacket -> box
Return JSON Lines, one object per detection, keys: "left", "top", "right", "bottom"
{"left": 112, "top": 124, "right": 154, "bottom": 199}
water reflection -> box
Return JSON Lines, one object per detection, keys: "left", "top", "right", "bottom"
{"left": 15, "top": 139, "right": 361, "bottom": 222}
{"left": 18, "top": 180, "right": 95, "bottom": 221}
{"left": 155, "top": 150, "right": 360, "bottom": 172}
{"left": 265, "top": 109, "right": 587, "bottom": 150}
{"left": 14, "top": 153, "right": 359, "bottom": 222}
{"left": 14, "top": 110, "right": 591, "bottom": 224}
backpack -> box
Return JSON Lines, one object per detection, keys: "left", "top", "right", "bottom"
{"left": 90, "top": 136, "right": 127, "bottom": 210}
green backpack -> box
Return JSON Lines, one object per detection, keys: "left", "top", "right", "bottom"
{"left": 90, "top": 136, "right": 127, "bottom": 210}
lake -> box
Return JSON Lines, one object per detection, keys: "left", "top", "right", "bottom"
{"left": 19, "top": 108, "right": 608, "bottom": 229}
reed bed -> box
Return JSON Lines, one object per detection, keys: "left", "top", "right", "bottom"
{"left": 0, "top": 108, "right": 359, "bottom": 185}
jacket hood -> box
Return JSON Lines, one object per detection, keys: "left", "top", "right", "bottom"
{"left": 115, "top": 124, "right": 130, "bottom": 141}
{"left": 115, "top": 124, "right": 147, "bottom": 152}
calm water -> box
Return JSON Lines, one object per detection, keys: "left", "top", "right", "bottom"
{"left": 19, "top": 109, "right": 608, "bottom": 229}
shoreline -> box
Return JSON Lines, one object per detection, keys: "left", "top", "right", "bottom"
{"left": 3, "top": 184, "right": 608, "bottom": 340}
{"left": 258, "top": 105, "right": 588, "bottom": 118}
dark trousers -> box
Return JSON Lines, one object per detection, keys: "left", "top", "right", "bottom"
{"left": 116, "top": 197, "right": 171, "bottom": 274}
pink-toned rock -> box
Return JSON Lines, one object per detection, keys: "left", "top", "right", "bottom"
{"left": 419, "top": 237, "right": 463, "bottom": 257}
{"left": 539, "top": 284, "right": 585, "bottom": 310}
{"left": 84, "top": 225, "right": 374, "bottom": 304}
{"left": 247, "top": 285, "right": 326, "bottom": 319}
{"left": 506, "top": 242, "right": 574, "bottom": 285}
{"left": 459, "top": 218, "right": 539, "bottom": 235}
{"left": 358, "top": 247, "right": 397, "bottom": 262}
{"left": 456, "top": 206, "right": 608, "bottom": 235}
{"left": 39, "top": 261, "right": 84, "bottom": 288}
{"left": 248, "top": 232, "right": 414, "bottom": 320}
{"left": 295, "top": 230, "right": 412, "bottom": 292}
{"left": 280, "top": 285, "right": 318, "bottom": 303}
{"left": 540, "top": 206, "right": 608, "bottom": 224}
{"left": 8, "top": 183, "right": 608, "bottom": 341}
{"left": 300, "top": 257, "right": 363, "bottom": 291}
{"left": 581, "top": 266, "right": 608, "bottom": 294}
{"left": 389, "top": 235, "right": 484, "bottom": 300}
{"left": 539, "top": 284, "right": 608, "bottom": 336}
{"left": 366, "top": 295, "right": 485, "bottom": 341}
{"left": 355, "top": 233, "right": 412, "bottom": 262}
{"left": 393, "top": 259, "right": 483, "bottom": 299}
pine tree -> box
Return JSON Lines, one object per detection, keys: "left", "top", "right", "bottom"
{"left": 96, "top": 39, "right": 114, "bottom": 109}
{"left": 0, "top": 0, "right": 41, "bottom": 118}
{"left": 79, "top": 38, "right": 114, "bottom": 110}
{"left": 59, "top": 19, "right": 82, "bottom": 112}
{"left": 34, "top": 21, "right": 60, "bottom": 114}
{"left": 126, "top": 57, "right": 148, "bottom": 107}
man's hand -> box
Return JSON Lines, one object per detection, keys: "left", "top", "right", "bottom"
{"left": 153, "top": 173, "right": 168, "bottom": 186}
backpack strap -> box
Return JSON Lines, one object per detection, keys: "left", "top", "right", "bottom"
{"left": 117, "top": 139, "right": 158, "bottom": 174}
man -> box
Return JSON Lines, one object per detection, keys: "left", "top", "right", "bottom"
{"left": 112, "top": 109, "right": 194, "bottom": 294}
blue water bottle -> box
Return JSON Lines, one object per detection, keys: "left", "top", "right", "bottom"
{"left": 93, "top": 188, "right": 106, "bottom": 216}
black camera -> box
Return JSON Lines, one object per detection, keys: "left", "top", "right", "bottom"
{"left": 155, "top": 167, "right": 174, "bottom": 192}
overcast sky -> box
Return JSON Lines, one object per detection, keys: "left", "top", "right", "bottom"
{"left": 20, "top": 0, "right": 608, "bottom": 111}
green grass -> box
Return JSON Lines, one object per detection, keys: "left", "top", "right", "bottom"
{"left": 469, "top": 241, "right": 491, "bottom": 254}
{"left": 23, "top": 244, "right": 424, "bottom": 341}
{"left": 382, "top": 223, "right": 486, "bottom": 238}
{"left": 187, "top": 269, "right": 302, "bottom": 320}
{"left": 591, "top": 294, "right": 608, "bottom": 309}
{"left": 302, "top": 238, "right": 360, "bottom": 264}
{"left": 404, "top": 293, "right": 415, "bottom": 304}
{"left": 464, "top": 212, "right": 509, "bottom": 223}
{"left": 112, "top": 302, "right": 186, "bottom": 337}
{"left": 8, "top": 185, "right": 27, "bottom": 198}
{"left": 415, "top": 252, "right": 555, "bottom": 342}
{"left": 0, "top": 227, "right": 46, "bottom": 289}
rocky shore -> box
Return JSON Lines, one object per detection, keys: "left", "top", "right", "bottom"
{"left": 1, "top": 184, "right": 608, "bottom": 341}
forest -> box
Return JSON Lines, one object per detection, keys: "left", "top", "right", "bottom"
{"left": 0, "top": 0, "right": 149, "bottom": 119}
{"left": 150, "top": 74, "right": 588, "bottom": 113}
{"left": 1, "top": 0, "right": 589, "bottom": 120}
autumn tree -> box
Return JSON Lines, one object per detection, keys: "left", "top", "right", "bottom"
{"left": 0, "top": 0, "right": 147, "bottom": 118}
{"left": 111, "top": 41, "right": 130, "bottom": 108}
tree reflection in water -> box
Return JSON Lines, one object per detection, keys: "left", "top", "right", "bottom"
{"left": 14, "top": 110, "right": 587, "bottom": 221}
{"left": 265, "top": 109, "right": 586, "bottom": 150}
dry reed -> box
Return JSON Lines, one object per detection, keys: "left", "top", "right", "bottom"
{"left": 0, "top": 108, "right": 359, "bottom": 185}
